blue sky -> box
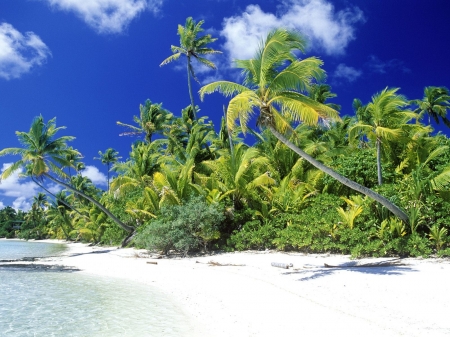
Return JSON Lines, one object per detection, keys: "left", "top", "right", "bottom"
{"left": 0, "top": 0, "right": 449, "bottom": 210}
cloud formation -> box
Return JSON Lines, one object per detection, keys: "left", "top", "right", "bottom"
{"left": 44, "top": 0, "right": 162, "bottom": 34}
{"left": 81, "top": 165, "right": 107, "bottom": 186}
{"left": 221, "top": 0, "right": 364, "bottom": 62}
{"left": 0, "top": 23, "right": 51, "bottom": 80}
{"left": 333, "top": 63, "right": 362, "bottom": 82}
{"left": 0, "top": 163, "right": 38, "bottom": 211}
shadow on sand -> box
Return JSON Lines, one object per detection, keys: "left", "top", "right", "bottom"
{"left": 282, "top": 264, "right": 418, "bottom": 281}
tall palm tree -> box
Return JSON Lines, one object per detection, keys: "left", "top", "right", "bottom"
{"left": 117, "top": 99, "right": 172, "bottom": 143}
{"left": 160, "top": 17, "right": 221, "bottom": 120}
{"left": 200, "top": 28, "right": 409, "bottom": 223}
{"left": 94, "top": 148, "right": 121, "bottom": 191}
{"left": 411, "top": 86, "right": 450, "bottom": 127}
{"left": 349, "top": 88, "right": 417, "bottom": 185}
{"left": 0, "top": 116, "right": 134, "bottom": 235}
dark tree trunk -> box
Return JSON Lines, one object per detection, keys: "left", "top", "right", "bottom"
{"left": 43, "top": 173, "right": 134, "bottom": 233}
{"left": 187, "top": 55, "right": 197, "bottom": 120}
{"left": 376, "top": 138, "right": 383, "bottom": 185}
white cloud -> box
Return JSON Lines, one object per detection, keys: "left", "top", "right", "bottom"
{"left": 43, "top": 0, "right": 162, "bottom": 34}
{"left": 0, "top": 163, "right": 38, "bottom": 199}
{"left": 0, "top": 201, "right": 5, "bottom": 209}
{"left": 0, "top": 23, "right": 51, "bottom": 80}
{"left": 81, "top": 165, "right": 107, "bottom": 186}
{"left": 12, "top": 197, "right": 32, "bottom": 212}
{"left": 221, "top": 0, "right": 365, "bottom": 62}
{"left": 333, "top": 63, "right": 362, "bottom": 82}
{"left": 0, "top": 163, "right": 40, "bottom": 211}
{"left": 47, "top": 183, "right": 62, "bottom": 194}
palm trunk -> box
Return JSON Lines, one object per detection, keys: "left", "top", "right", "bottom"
{"left": 43, "top": 173, "right": 134, "bottom": 233}
{"left": 268, "top": 125, "right": 409, "bottom": 223}
{"left": 107, "top": 163, "right": 110, "bottom": 192}
{"left": 187, "top": 56, "right": 197, "bottom": 120}
{"left": 31, "top": 177, "right": 85, "bottom": 217}
{"left": 376, "top": 138, "right": 383, "bottom": 185}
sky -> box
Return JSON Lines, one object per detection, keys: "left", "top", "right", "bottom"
{"left": 0, "top": 0, "right": 449, "bottom": 211}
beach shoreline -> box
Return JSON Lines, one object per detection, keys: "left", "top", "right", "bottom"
{"left": 5, "top": 240, "right": 450, "bottom": 337}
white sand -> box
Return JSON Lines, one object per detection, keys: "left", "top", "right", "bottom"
{"left": 33, "top": 242, "right": 450, "bottom": 336}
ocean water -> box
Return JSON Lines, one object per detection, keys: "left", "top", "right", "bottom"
{"left": 0, "top": 240, "right": 193, "bottom": 337}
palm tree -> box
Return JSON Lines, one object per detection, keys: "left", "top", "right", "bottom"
{"left": 160, "top": 17, "right": 221, "bottom": 120}
{"left": 349, "top": 88, "right": 417, "bottom": 185}
{"left": 117, "top": 99, "right": 172, "bottom": 143}
{"left": 0, "top": 116, "right": 134, "bottom": 236}
{"left": 411, "top": 86, "right": 450, "bottom": 127}
{"left": 200, "top": 28, "right": 409, "bottom": 223}
{"left": 309, "top": 84, "right": 341, "bottom": 111}
{"left": 64, "top": 147, "right": 82, "bottom": 178}
{"left": 203, "top": 143, "right": 276, "bottom": 210}
{"left": 94, "top": 148, "right": 121, "bottom": 191}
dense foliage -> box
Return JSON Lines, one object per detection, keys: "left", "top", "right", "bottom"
{"left": 1, "top": 23, "right": 450, "bottom": 257}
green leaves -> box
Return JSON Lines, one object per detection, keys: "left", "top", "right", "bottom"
{"left": 0, "top": 116, "right": 79, "bottom": 180}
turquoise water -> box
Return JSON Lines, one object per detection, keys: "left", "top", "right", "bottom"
{"left": 0, "top": 240, "right": 193, "bottom": 337}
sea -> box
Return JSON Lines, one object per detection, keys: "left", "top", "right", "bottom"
{"left": 0, "top": 240, "right": 193, "bottom": 337}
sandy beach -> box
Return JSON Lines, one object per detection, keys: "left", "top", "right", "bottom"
{"left": 14, "top": 241, "right": 450, "bottom": 337}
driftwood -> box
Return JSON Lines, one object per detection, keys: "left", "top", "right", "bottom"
{"left": 324, "top": 258, "right": 406, "bottom": 268}
{"left": 271, "top": 262, "right": 293, "bottom": 269}
{"left": 195, "top": 260, "right": 245, "bottom": 267}
{"left": 146, "top": 261, "right": 158, "bottom": 265}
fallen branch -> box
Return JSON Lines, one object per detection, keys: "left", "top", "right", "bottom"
{"left": 271, "top": 262, "right": 293, "bottom": 269}
{"left": 195, "top": 260, "right": 245, "bottom": 267}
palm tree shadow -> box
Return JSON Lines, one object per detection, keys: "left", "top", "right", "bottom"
{"left": 66, "top": 249, "right": 116, "bottom": 258}
{"left": 282, "top": 265, "right": 417, "bottom": 281}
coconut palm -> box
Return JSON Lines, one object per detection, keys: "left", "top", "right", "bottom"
{"left": 0, "top": 116, "right": 134, "bottom": 236}
{"left": 94, "top": 148, "right": 121, "bottom": 191}
{"left": 203, "top": 143, "right": 276, "bottom": 210}
{"left": 309, "top": 83, "right": 341, "bottom": 111}
{"left": 349, "top": 88, "right": 417, "bottom": 185}
{"left": 160, "top": 17, "right": 221, "bottom": 120}
{"left": 412, "top": 86, "right": 450, "bottom": 127}
{"left": 200, "top": 28, "right": 409, "bottom": 222}
{"left": 117, "top": 99, "right": 172, "bottom": 143}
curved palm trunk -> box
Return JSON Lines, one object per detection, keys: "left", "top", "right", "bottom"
{"left": 268, "top": 126, "right": 409, "bottom": 223}
{"left": 376, "top": 138, "right": 383, "bottom": 185}
{"left": 31, "top": 177, "right": 85, "bottom": 217}
{"left": 186, "top": 55, "right": 197, "bottom": 120}
{"left": 43, "top": 173, "right": 134, "bottom": 233}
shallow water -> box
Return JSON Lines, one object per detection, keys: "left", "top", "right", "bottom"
{"left": 0, "top": 240, "right": 193, "bottom": 337}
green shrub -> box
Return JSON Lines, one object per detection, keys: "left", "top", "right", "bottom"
{"left": 227, "top": 220, "right": 280, "bottom": 251}
{"left": 135, "top": 196, "right": 224, "bottom": 255}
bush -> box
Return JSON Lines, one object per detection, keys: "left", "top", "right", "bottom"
{"left": 227, "top": 220, "right": 280, "bottom": 251}
{"left": 135, "top": 196, "right": 224, "bottom": 256}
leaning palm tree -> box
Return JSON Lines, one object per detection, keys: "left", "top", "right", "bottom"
{"left": 411, "top": 86, "right": 450, "bottom": 127}
{"left": 200, "top": 28, "right": 409, "bottom": 223}
{"left": 94, "top": 148, "right": 121, "bottom": 191}
{"left": 160, "top": 17, "right": 221, "bottom": 120}
{"left": 0, "top": 116, "right": 134, "bottom": 237}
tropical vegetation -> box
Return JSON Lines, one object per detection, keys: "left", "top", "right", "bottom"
{"left": 1, "top": 23, "right": 450, "bottom": 257}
